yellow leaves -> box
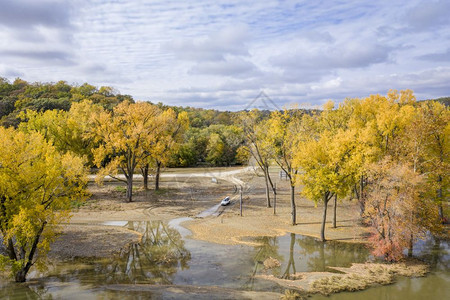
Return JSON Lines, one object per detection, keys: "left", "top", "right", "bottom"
{"left": 0, "top": 127, "right": 87, "bottom": 273}
{"left": 323, "top": 100, "right": 335, "bottom": 111}
{"left": 91, "top": 100, "right": 190, "bottom": 192}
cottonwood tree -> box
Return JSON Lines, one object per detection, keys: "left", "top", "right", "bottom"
{"left": 410, "top": 102, "right": 449, "bottom": 221}
{"left": 294, "top": 102, "right": 356, "bottom": 241}
{"left": 0, "top": 128, "right": 87, "bottom": 282}
{"left": 141, "top": 109, "right": 189, "bottom": 190}
{"left": 93, "top": 101, "right": 161, "bottom": 202}
{"left": 267, "top": 109, "right": 303, "bottom": 225}
{"left": 19, "top": 100, "right": 103, "bottom": 166}
{"left": 342, "top": 91, "right": 414, "bottom": 218}
{"left": 240, "top": 110, "right": 275, "bottom": 207}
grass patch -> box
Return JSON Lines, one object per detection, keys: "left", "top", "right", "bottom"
{"left": 154, "top": 188, "right": 170, "bottom": 196}
{"left": 114, "top": 186, "right": 127, "bottom": 193}
{"left": 311, "top": 269, "right": 393, "bottom": 295}
{"left": 280, "top": 289, "right": 307, "bottom": 300}
{"left": 70, "top": 199, "right": 85, "bottom": 209}
{"left": 310, "top": 261, "right": 429, "bottom": 296}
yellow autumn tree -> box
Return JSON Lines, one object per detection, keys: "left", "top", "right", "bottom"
{"left": 240, "top": 109, "right": 275, "bottom": 207}
{"left": 19, "top": 100, "right": 103, "bottom": 166}
{"left": 92, "top": 101, "right": 162, "bottom": 202}
{"left": 142, "top": 109, "right": 189, "bottom": 191}
{"left": 267, "top": 109, "right": 303, "bottom": 224}
{"left": 294, "top": 102, "right": 357, "bottom": 241}
{"left": 0, "top": 127, "right": 87, "bottom": 282}
{"left": 409, "top": 101, "right": 449, "bottom": 220}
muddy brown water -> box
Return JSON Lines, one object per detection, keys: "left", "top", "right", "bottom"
{"left": 1, "top": 219, "right": 448, "bottom": 299}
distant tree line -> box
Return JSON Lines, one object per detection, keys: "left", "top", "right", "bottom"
{"left": 0, "top": 78, "right": 314, "bottom": 168}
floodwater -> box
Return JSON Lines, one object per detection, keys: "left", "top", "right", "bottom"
{"left": 0, "top": 219, "right": 448, "bottom": 299}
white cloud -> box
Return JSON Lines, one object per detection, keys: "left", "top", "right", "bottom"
{"left": 0, "top": 0, "right": 449, "bottom": 109}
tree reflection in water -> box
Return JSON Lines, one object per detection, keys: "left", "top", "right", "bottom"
{"left": 282, "top": 233, "right": 297, "bottom": 279}
{"left": 40, "top": 221, "right": 192, "bottom": 286}
{"left": 245, "top": 236, "right": 282, "bottom": 288}
{"left": 0, "top": 284, "right": 45, "bottom": 300}
{"left": 296, "top": 235, "right": 369, "bottom": 272}
{"left": 250, "top": 233, "right": 370, "bottom": 280}
{"left": 104, "top": 221, "right": 191, "bottom": 284}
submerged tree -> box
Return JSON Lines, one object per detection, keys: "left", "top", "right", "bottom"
{"left": 0, "top": 128, "right": 87, "bottom": 282}
{"left": 365, "top": 159, "right": 441, "bottom": 261}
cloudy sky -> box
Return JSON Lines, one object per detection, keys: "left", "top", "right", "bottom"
{"left": 1, "top": 0, "right": 449, "bottom": 110}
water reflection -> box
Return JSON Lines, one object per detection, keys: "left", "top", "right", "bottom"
{"left": 250, "top": 233, "right": 370, "bottom": 279}
{"left": 282, "top": 233, "right": 297, "bottom": 279}
{"left": 0, "top": 284, "right": 43, "bottom": 300}
{"left": 0, "top": 222, "right": 447, "bottom": 299}
{"left": 295, "top": 235, "right": 369, "bottom": 272}
{"left": 92, "top": 221, "right": 191, "bottom": 284}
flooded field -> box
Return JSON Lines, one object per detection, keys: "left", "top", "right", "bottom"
{"left": 1, "top": 219, "right": 448, "bottom": 299}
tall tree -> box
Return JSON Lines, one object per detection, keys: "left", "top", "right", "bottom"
{"left": 142, "top": 109, "right": 189, "bottom": 190}
{"left": 294, "top": 102, "right": 356, "bottom": 241}
{"left": 92, "top": 101, "right": 161, "bottom": 202}
{"left": 412, "top": 102, "right": 449, "bottom": 221}
{"left": 19, "top": 100, "right": 103, "bottom": 166}
{"left": 267, "top": 109, "right": 303, "bottom": 225}
{"left": 240, "top": 110, "right": 275, "bottom": 207}
{"left": 0, "top": 128, "right": 87, "bottom": 282}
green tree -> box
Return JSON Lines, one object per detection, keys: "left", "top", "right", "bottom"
{"left": 0, "top": 128, "right": 87, "bottom": 282}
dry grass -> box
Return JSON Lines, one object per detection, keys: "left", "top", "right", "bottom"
{"left": 280, "top": 289, "right": 308, "bottom": 300}
{"left": 264, "top": 257, "right": 281, "bottom": 269}
{"left": 310, "top": 261, "right": 429, "bottom": 296}
{"left": 257, "top": 260, "right": 429, "bottom": 298}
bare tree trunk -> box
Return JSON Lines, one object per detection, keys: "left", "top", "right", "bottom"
{"left": 359, "top": 175, "right": 365, "bottom": 218}
{"left": 6, "top": 238, "right": 17, "bottom": 260}
{"left": 353, "top": 183, "right": 359, "bottom": 200}
{"left": 332, "top": 194, "right": 337, "bottom": 228}
{"left": 263, "top": 169, "right": 271, "bottom": 208}
{"left": 142, "top": 163, "right": 149, "bottom": 190}
{"left": 126, "top": 175, "right": 133, "bottom": 202}
{"left": 273, "top": 183, "right": 276, "bottom": 215}
{"left": 321, "top": 192, "right": 330, "bottom": 242}
{"left": 290, "top": 185, "right": 296, "bottom": 225}
{"left": 155, "top": 161, "right": 161, "bottom": 191}
{"left": 408, "top": 234, "right": 414, "bottom": 257}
